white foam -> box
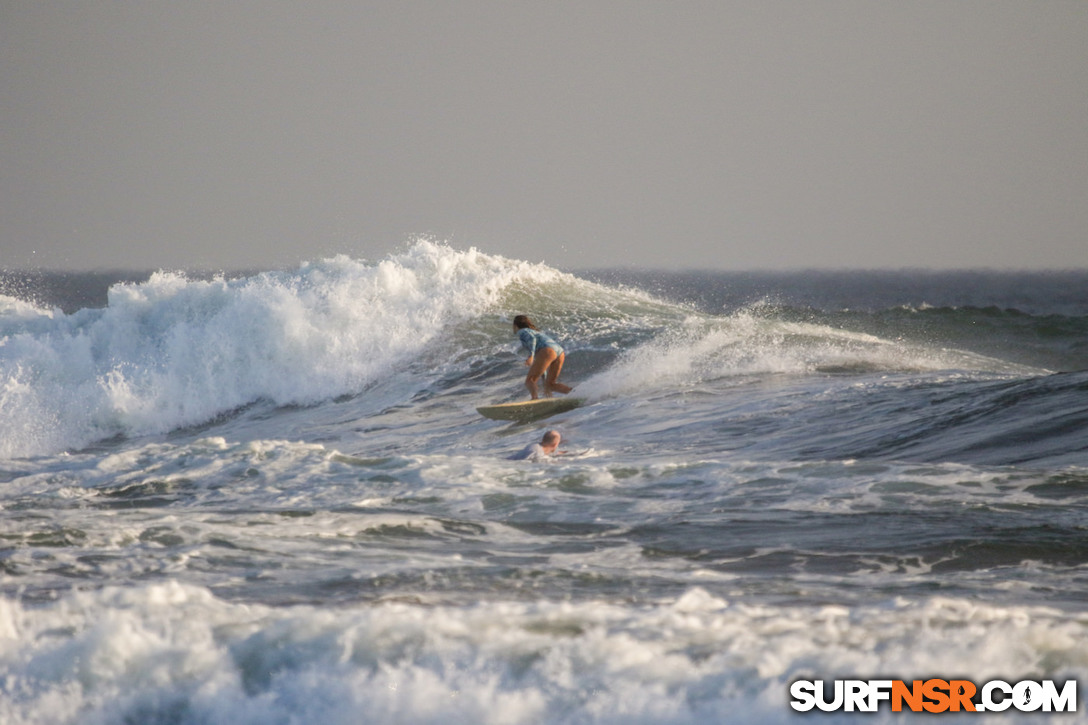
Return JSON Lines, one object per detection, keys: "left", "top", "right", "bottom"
{"left": 0, "top": 294, "right": 57, "bottom": 323}
{"left": 2, "top": 583, "right": 1085, "bottom": 724}
{"left": 582, "top": 306, "right": 1039, "bottom": 399}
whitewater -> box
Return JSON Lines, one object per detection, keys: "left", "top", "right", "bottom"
{"left": 2, "top": 241, "right": 1088, "bottom": 723}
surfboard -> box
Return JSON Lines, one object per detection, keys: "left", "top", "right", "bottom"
{"left": 476, "top": 397, "right": 584, "bottom": 423}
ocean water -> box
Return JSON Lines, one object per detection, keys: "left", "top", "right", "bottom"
{"left": 2, "top": 241, "right": 1088, "bottom": 723}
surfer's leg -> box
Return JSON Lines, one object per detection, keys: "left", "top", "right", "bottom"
{"left": 525, "top": 348, "right": 556, "bottom": 400}
{"left": 544, "top": 352, "right": 572, "bottom": 396}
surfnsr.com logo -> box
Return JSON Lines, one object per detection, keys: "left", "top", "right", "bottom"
{"left": 790, "top": 679, "right": 1077, "bottom": 714}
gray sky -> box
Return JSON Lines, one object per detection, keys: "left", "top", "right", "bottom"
{"left": 2, "top": 1, "right": 1086, "bottom": 271}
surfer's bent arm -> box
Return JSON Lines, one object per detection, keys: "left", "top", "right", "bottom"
{"left": 518, "top": 328, "right": 537, "bottom": 365}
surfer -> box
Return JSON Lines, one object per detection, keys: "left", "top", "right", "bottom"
{"left": 513, "top": 315, "right": 573, "bottom": 400}
{"left": 509, "top": 430, "right": 565, "bottom": 461}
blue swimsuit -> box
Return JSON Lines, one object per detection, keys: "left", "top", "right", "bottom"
{"left": 518, "top": 328, "right": 564, "bottom": 357}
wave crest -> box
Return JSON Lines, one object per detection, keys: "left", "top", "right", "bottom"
{"left": 0, "top": 242, "right": 566, "bottom": 458}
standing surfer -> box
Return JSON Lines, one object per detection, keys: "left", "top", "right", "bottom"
{"left": 513, "top": 315, "right": 572, "bottom": 400}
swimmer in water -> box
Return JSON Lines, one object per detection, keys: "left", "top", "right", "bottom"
{"left": 509, "top": 430, "right": 565, "bottom": 460}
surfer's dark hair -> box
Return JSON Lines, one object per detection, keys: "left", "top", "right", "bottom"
{"left": 512, "top": 315, "right": 538, "bottom": 330}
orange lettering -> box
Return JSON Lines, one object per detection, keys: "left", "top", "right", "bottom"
{"left": 892, "top": 680, "right": 924, "bottom": 712}
{"left": 923, "top": 679, "right": 951, "bottom": 713}
{"left": 948, "top": 680, "right": 977, "bottom": 712}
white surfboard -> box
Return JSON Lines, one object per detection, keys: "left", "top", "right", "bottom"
{"left": 476, "top": 397, "right": 584, "bottom": 423}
